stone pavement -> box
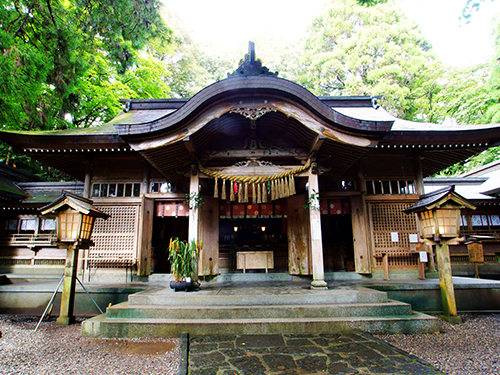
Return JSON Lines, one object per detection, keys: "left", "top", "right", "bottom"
{"left": 187, "top": 333, "right": 442, "bottom": 375}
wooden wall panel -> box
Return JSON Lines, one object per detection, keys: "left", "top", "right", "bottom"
{"left": 137, "top": 197, "right": 154, "bottom": 275}
{"left": 287, "top": 195, "right": 310, "bottom": 275}
{"left": 350, "top": 195, "right": 372, "bottom": 274}
{"left": 199, "top": 196, "right": 219, "bottom": 276}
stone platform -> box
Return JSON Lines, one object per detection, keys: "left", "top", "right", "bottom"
{"left": 81, "top": 280, "right": 439, "bottom": 338}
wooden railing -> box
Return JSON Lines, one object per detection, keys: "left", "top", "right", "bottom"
{"left": 0, "top": 234, "right": 57, "bottom": 248}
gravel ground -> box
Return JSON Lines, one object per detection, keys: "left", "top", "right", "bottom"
{"left": 0, "top": 315, "right": 179, "bottom": 375}
{"left": 1, "top": 314, "right": 499, "bottom": 375}
{"left": 377, "top": 314, "right": 500, "bottom": 375}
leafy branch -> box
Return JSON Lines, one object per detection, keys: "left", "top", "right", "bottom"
{"left": 184, "top": 192, "right": 204, "bottom": 210}
{"left": 304, "top": 189, "right": 321, "bottom": 210}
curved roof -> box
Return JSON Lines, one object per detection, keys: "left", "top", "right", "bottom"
{"left": 113, "top": 76, "right": 394, "bottom": 139}
{"left": 3, "top": 72, "right": 500, "bottom": 181}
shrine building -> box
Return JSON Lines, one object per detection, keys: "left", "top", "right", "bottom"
{"left": 2, "top": 45, "right": 500, "bottom": 287}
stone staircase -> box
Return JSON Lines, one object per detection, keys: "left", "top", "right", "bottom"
{"left": 81, "top": 281, "right": 439, "bottom": 338}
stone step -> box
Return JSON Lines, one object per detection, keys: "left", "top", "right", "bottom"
{"left": 105, "top": 300, "right": 413, "bottom": 320}
{"left": 81, "top": 311, "right": 439, "bottom": 338}
{"left": 127, "top": 286, "right": 388, "bottom": 306}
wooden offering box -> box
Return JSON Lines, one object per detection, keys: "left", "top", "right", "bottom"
{"left": 236, "top": 251, "right": 274, "bottom": 273}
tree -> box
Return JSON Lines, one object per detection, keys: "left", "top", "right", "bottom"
{"left": 299, "top": 0, "right": 440, "bottom": 121}
{"left": 436, "top": 14, "right": 500, "bottom": 176}
{"left": 434, "top": 65, "right": 490, "bottom": 125}
{"left": 0, "top": 0, "right": 173, "bottom": 131}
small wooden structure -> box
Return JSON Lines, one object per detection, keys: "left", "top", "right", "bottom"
{"left": 237, "top": 251, "right": 274, "bottom": 273}
{"left": 405, "top": 186, "right": 476, "bottom": 322}
{"left": 39, "top": 193, "right": 109, "bottom": 324}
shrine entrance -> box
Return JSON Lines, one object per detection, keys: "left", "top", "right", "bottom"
{"left": 219, "top": 217, "right": 288, "bottom": 273}
{"left": 218, "top": 199, "right": 289, "bottom": 273}
{"left": 322, "top": 215, "right": 355, "bottom": 272}
{"left": 151, "top": 202, "right": 189, "bottom": 274}
{"left": 320, "top": 199, "right": 355, "bottom": 272}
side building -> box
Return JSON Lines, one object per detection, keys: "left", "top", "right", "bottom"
{"left": 425, "top": 160, "right": 500, "bottom": 278}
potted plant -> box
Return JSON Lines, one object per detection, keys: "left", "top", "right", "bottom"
{"left": 168, "top": 237, "right": 201, "bottom": 292}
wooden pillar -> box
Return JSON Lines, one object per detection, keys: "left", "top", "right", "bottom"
{"left": 287, "top": 195, "right": 310, "bottom": 275}
{"left": 188, "top": 166, "right": 200, "bottom": 243}
{"left": 57, "top": 243, "right": 78, "bottom": 325}
{"left": 137, "top": 196, "right": 154, "bottom": 276}
{"left": 141, "top": 164, "right": 150, "bottom": 195}
{"left": 307, "top": 167, "right": 327, "bottom": 289}
{"left": 418, "top": 257, "right": 426, "bottom": 280}
{"left": 435, "top": 242, "right": 462, "bottom": 323}
{"left": 415, "top": 156, "right": 436, "bottom": 272}
{"left": 382, "top": 253, "right": 390, "bottom": 280}
{"left": 80, "top": 159, "right": 93, "bottom": 275}
{"left": 83, "top": 158, "right": 93, "bottom": 199}
{"left": 136, "top": 164, "right": 152, "bottom": 276}
{"left": 351, "top": 165, "right": 372, "bottom": 274}
{"left": 414, "top": 156, "right": 425, "bottom": 196}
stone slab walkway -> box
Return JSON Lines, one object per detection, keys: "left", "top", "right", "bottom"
{"left": 188, "top": 333, "right": 442, "bottom": 375}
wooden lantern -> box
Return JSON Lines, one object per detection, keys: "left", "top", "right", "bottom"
{"left": 40, "top": 192, "right": 109, "bottom": 247}
{"left": 406, "top": 185, "right": 476, "bottom": 242}
{"left": 405, "top": 185, "right": 476, "bottom": 323}
{"left": 39, "top": 192, "right": 109, "bottom": 325}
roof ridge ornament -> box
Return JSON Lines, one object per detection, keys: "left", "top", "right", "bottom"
{"left": 228, "top": 41, "right": 278, "bottom": 78}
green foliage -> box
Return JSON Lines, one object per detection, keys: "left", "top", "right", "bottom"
{"left": 298, "top": 0, "right": 440, "bottom": 121}
{"left": 437, "top": 14, "right": 500, "bottom": 176}
{"left": 168, "top": 237, "right": 200, "bottom": 282}
{"left": 184, "top": 192, "right": 204, "bottom": 210}
{"left": 436, "top": 147, "right": 500, "bottom": 177}
{"left": 434, "top": 65, "right": 490, "bottom": 125}
{"left": 484, "top": 17, "right": 500, "bottom": 124}
{"left": 304, "top": 189, "right": 320, "bottom": 210}
{"left": 459, "top": 0, "right": 496, "bottom": 25}
{"left": 0, "top": 0, "right": 173, "bottom": 131}
{"left": 0, "top": 0, "right": 177, "bottom": 179}
{"left": 0, "top": 143, "right": 73, "bottom": 180}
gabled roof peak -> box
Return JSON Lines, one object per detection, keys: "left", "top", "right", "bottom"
{"left": 228, "top": 41, "right": 278, "bottom": 78}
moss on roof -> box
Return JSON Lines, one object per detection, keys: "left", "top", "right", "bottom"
{"left": 1, "top": 122, "right": 118, "bottom": 136}
{"left": 0, "top": 179, "right": 27, "bottom": 198}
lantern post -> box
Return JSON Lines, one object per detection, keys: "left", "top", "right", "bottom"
{"left": 405, "top": 186, "right": 476, "bottom": 324}
{"left": 40, "top": 193, "right": 109, "bottom": 325}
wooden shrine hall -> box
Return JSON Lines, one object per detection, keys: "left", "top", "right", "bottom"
{"left": 3, "top": 44, "right": 500, "bottom": 288}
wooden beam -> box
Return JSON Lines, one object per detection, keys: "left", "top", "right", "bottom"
{"left": 199, "top": 165, "right": 310, "bottom": 178}
{"left": 201, "top": 148, "right": 309, "bottom": 161}
{"left": 309, "top": 134, "right": 326, "bottom": 157}
{"left": 183, "top": 136, "right": 198, "bottom": 161}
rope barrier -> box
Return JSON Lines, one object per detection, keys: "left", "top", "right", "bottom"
{"left": 197, "top": 159, "right": 311, "bottom": 202}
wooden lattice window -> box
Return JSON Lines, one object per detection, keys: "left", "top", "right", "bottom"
{"left": 370, "top": 202, "right": 419, "bottom": 268}
{"left": 92, "top": 182, "right": 140, "bottom": 198}
{"left": 88, "top": 205, "right": 139, "bottom": 268}
{"left": 366, "top": 180, "right": 416, "bottom": 195}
